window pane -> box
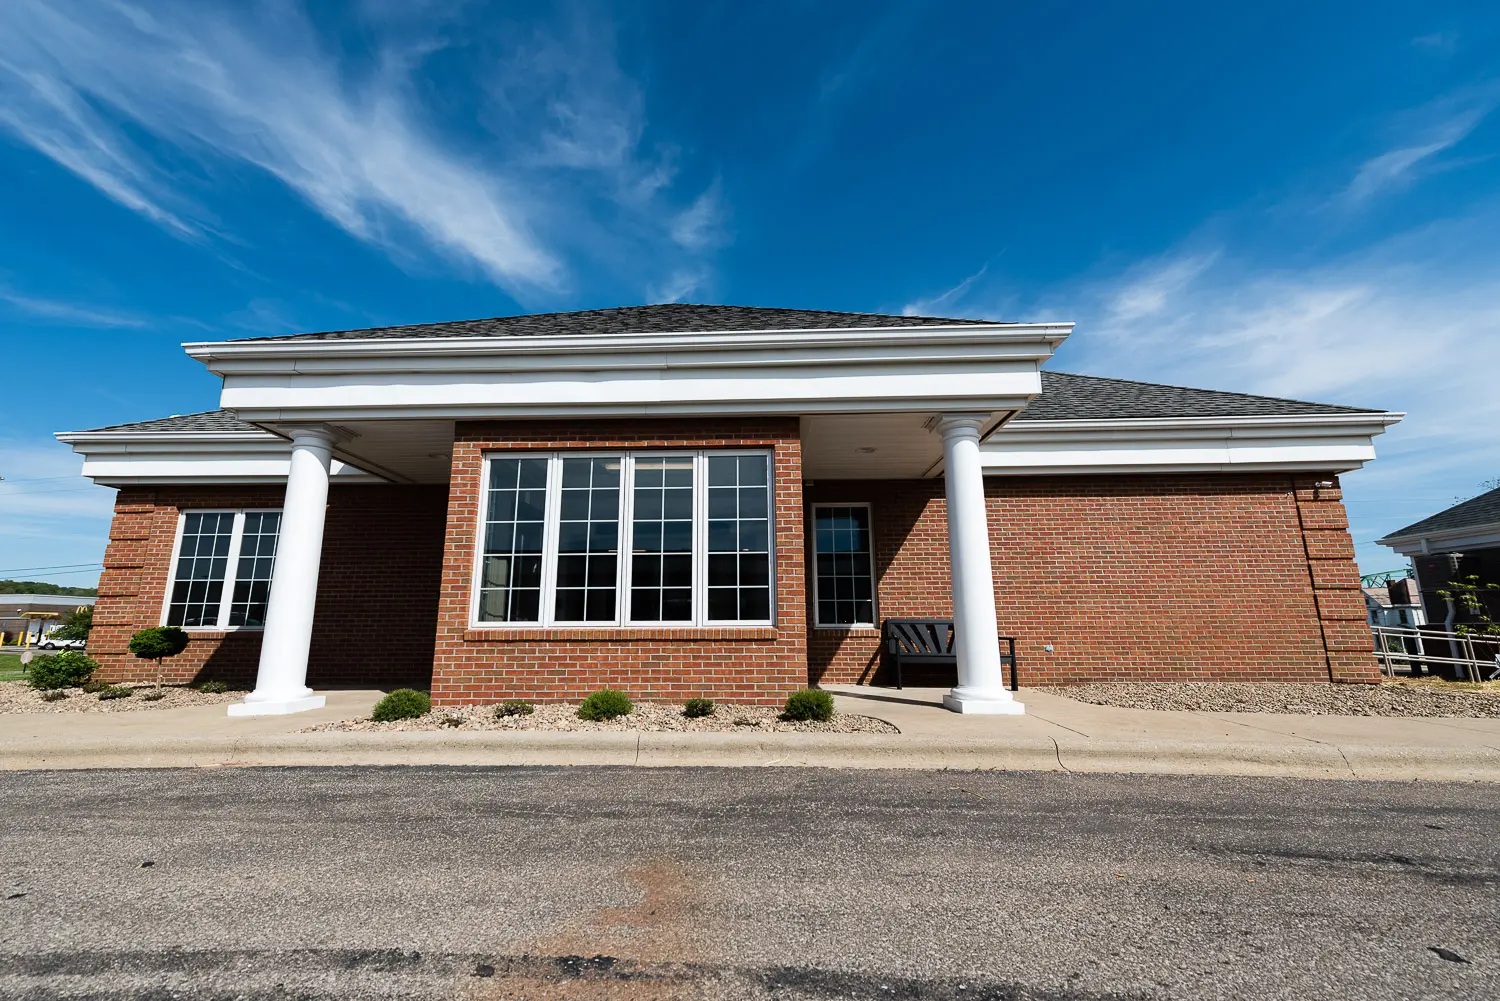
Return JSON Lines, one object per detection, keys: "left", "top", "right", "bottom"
{"left": 168, "top": 512, "right": 236, "bottom": 627}
{"left": 553, "top": 457, "right": 621, "bottom": 622}
{"left": 228, "top": 511, "right": 281, "bottom": 627}
{"left": 813, "top": 506, "right": 874, "bottom": 625}
{"left": 479, "top": 457, "right": 550, "bottom": 622}
{"left": 629, "top": 456, "right": 694, "bottom": 621}
{"left": 705, "top": 454, "right": 772, "bottom": 623}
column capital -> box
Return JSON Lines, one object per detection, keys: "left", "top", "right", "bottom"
{"left": 925, "top": 412, "right": 992, "bottom": 438}
{"left": 275, "top": 423, "right": 355, "bottom": 449}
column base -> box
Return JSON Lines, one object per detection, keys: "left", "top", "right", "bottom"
{"left": 227, "top": 695, "right": 326, "bottom": 717}
{"left": 943, "top": 691, "right": 1026, "bottom": 715}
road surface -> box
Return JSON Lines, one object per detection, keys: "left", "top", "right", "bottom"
{"left": 0, "top": 766, "right": 1494, "bottom": 999}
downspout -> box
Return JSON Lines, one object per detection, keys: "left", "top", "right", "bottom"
{"left": 1290, "top": 477, "right": 1336, "bottom": 682}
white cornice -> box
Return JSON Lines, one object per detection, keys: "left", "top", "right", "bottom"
{"left": 54, "top": 429, "right": 384, "bottom": 487}
{"left": 979, "top": 411, "right": 1401, "bottom": 476}
{"left": 1378, "top": 522, "right": 1500, "bottom": 556}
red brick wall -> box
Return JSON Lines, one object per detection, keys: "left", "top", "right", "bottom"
{"left": 807, "top": 474, "right": 1377, "bottom": 687}
{"left": 430, "top": 418, "right": 806, "bottom": 706}
{"left": 89, "top": 484, "right": 447, "bottom": 686}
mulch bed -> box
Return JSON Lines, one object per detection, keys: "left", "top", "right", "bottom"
{"left": 0, "top": 681, "right": 241, "bottom": 714}
{"left": 1044, "top": 681, "right": 1500, "bottom": 718}
{"left": 303, "top": 701, "right": 899, "bottom": 734}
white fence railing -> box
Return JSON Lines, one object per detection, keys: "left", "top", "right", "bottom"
{"left": 1371, "top": 625, "right": 1500, "bottom": 683}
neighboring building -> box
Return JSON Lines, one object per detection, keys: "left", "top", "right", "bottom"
{"left": 1379, "top": 487, "right": 1500, "bottom": 630}
{"left": 1, "top": 594, "right": 97, "bottom": 645}
{"left": 57, "top": 305, "right": 1402, "bottom": 716}
{"left": 1362, "top": 578, "right": 1425, "bottom": 629}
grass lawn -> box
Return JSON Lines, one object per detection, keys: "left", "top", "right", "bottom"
{"left": 0, "top": 651, "right": 27, "bottom": 683}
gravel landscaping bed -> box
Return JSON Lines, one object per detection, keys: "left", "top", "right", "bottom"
{"left": 304, "top": 701, "right": 899, "bottom": 734}
{"left": 0, "top": 681, "right": 242, "bottom": 714}
{"left": 1044, "top": 681, "right": 1500, "bottom": 718}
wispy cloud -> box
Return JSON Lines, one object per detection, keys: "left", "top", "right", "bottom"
{"left": 1340, "top": 84, "right": 1498, "bottom": 204}
{"left": 669, "top": 181, "right": 728, "bottom": 253}
{"left": 0, "top": 1, "right": 723, "bottom": 300}
{"left": 0, "top": 438, "right": 115, "bottom": 586}
{"left": 1411, "top": 31, "right": 1459, "bottom": 53}
{"left": 903, "top": 263, "right": 992, "bottom": 317}
{"left": 0, "top": 288, "right": 143, "bottom": 327}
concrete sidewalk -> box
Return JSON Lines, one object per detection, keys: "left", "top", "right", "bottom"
{"left": 2, "top": 685, "right": 1498, "bottom": 780}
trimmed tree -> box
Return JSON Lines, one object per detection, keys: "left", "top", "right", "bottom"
{"left": 128, "top": 626, "right": 190, "bottom": 691}
{"left": 51, "top": 605, "right": 93, "bottom": 642}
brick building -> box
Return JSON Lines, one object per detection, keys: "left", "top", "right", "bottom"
{"left": 58, "top": 305, "right": 1400, "bottom": 716}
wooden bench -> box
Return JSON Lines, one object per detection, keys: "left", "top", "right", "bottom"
{"left": 882, "top": 618, "right": 1019, "bottom": 691}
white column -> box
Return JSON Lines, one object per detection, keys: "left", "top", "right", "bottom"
{"left": 932, "top": 414, "right": 1025, "bottom": 715}
{"left": 228, "top": 427, "right": 335, "bottom": 716}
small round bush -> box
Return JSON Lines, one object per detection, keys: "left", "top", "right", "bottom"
{"left": 80, "top": 680, "right": 109, "bottom": 694}
{"left": 25, "top": 651, "right": 98, "bottom": 690}
{"left": 496, "top": 700, "right": 534, "bottom": 718}
{"left": 780, "top": 688, "right": 835, "bottom": 722}
{"left": 196, "top": 681, "right": 230, "bottom": 694}
{"left": 682, "top": 697, "right": 715, "bottom": 719}
{"left": 577, "top": 688, "right": 632, "bottom": 721}
{"left": 140, "top": 691, "right": 166, "bottom": 702}
{"left": 39, "top": 690, "right": 69, "bottom": 702}
{"left": 97, "top": 685, "right": 134, "bottom": 701}
{"left": 371, "top": 688, "right": 431, "bottom": 722}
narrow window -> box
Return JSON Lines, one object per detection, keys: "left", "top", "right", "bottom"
{"left": 228, "top": 511, "right": 281, "bottom": 627}
{"left": 554, "top": 457, "right": 621, "bottom": 622}
{"left": 478, "top": 456, "right": 549, "bottom": 622}
{"left": 167, "top": 512, "right": 236, "bottom": 627}
{"left": 813, "top": 505, "right": 875, "bottom": 626}
{"left": 706, "top": 455, "right": 771, "bottom": 621}
{"left": 629, "top": 456, "right": 695, "bottom": 621}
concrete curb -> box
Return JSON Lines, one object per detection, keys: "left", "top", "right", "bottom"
{"left": 5, "top": 729, "right": 1499, "bottom": 780}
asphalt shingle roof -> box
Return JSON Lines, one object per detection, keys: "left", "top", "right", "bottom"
{"left": 236, "top": 304, "right": 997, "bottom": 342}
{"left": 1013, "top": 371, "right": 1383, "bottom": 421}
{"left": 1384, "top": 487, "right": 1500, "bottom": 540}
{"left": 78, "top": 410, "right": 262, "bottom": 434}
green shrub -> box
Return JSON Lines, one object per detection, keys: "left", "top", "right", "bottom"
{"left": 80, "top": 680, "right": 109, "bottom": 694}
{"left": 577, "top": 688, "right": 632, "bottom": 721}
{"left": 141, "top": 691, "right": 166, "bottom": 702}
{"left": 371, "top": 688, "right": 431, "bottom": 722}
{"left": 682, "top": 697, "right": 715, "bottom": 719}
{"left": 496, "top": 700, "right": 534, "bottom": 718}
{"left": 128, "top": 626, "right": 190, "bottom": 690}
{"left": 97, "top": 685, "right": 134, "bottom": 701}
{"left": 25, "top": 651, "right": 98, "bottom": 690}
{"left": 196, "top": 681, "right": 229, "bottom": 694}
{"left": 780, "top": 688, "right": 835, "bottom": 722}
{"left": 39, "top": 690, "right": 69, "bottom": 702}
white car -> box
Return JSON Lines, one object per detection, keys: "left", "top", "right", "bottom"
{"left": 38, "top": 636, "right": 86, "bottom": 651}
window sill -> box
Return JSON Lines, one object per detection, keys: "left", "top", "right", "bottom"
{"left": 462, "top": 626, "right": 779, "bottom": 642}
{"left": 813, "top": 624, "right": 879, "bottom": 631}
{"left": 167, "top": 627, "right": 265, "bottom": 634}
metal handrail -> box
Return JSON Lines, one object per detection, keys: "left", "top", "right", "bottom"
{"left": 1370, "top": 624, "right": 1500, "bottom": 682}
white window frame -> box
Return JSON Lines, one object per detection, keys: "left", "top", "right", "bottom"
{"left": 810, "top": 502, "right": 879, "bottom": 629}
{"left": 469, "top": 450, "right": 776, "bottom": 629}
{"left": 160, "top": 508, "right": 282, "bottom": 631}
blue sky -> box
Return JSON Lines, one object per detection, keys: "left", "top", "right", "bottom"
{"left": 0, "top": 0, "right": 1497, "bottom": 587}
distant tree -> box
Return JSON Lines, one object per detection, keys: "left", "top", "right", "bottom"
{"left": 0, "top": 580, "right": 98, "bottom": 597}
{"left": 1435, "top": 575, "right": 1500, "bottom": 639}
{"left": 50, "top": 606, "right": 93, "bottom": 641}
{"left": 128, "top": 627, "right": 190, "bottom": 691}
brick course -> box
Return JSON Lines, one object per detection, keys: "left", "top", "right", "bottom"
{"left": 88, "top": 485, "right": 447, "bottom": 686}
{"left": 429, "top": 418, "right": 807, "bottom": 706}
{"left": 807, "top": 474, "right": 1378, "bottom": 687}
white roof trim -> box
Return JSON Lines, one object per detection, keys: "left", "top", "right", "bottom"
{"left": 55, "top": 428, "right": 385, "bottom": 487}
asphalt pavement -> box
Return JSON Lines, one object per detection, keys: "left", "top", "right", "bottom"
{"left": 0, "top": 766, "right": 1495, "bottom": 1000}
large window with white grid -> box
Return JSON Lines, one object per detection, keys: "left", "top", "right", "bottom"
{"left": 163, "top": 510, "right": 282, "bottom": 629}
{"left": 474, "top": 451, "right": 775, "bottom": 627}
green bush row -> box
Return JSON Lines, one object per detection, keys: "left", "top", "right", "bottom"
{"left": 365, "top": 688, "right": 837, "bottom": 724}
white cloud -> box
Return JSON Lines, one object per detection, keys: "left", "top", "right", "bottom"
{"left": 647, "top": 267, "right": 710, "bottom": 305}
{"left": 0, "top": 439, "right": 114, "bottom": 587}
{"left": 0, "top": 288, "right": 143, "bottom": 327}
{"left": 1340, "top": 85, "right": 1498, "bottom": 203}
{"left": 670, "top": 182, "right": 728, "bottom": 253}
{"left": 904, "top": 263, "right": 991, "bottom": 317}
{"left": 0, "top": 1, "right": 723, "bottom": 300}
